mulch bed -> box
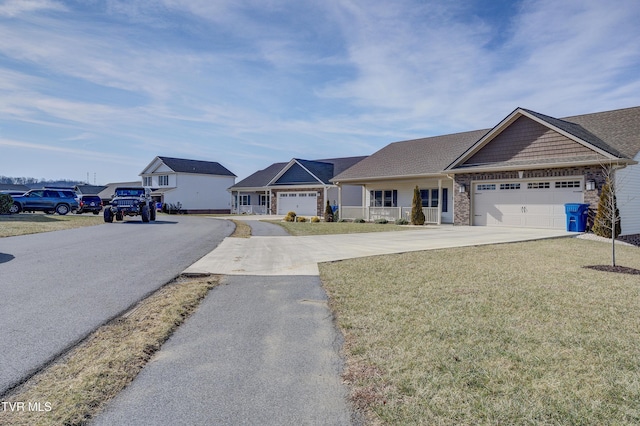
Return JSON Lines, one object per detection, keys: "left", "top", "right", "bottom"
{"left": 583, "top": 265, "right": 640, "bottom": 275}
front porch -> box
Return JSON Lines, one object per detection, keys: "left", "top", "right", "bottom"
{"left": 340, "top": 206, "right": 440, "bottom": 223}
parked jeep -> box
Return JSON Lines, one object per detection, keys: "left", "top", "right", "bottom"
{"left": 104, "top": 187, "right": 156, "bottom": 223}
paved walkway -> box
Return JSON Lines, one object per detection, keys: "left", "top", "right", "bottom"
{"left": 93, "top": 221, "right": 573, "bottom": 425}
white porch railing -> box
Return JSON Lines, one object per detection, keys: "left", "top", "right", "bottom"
{"left": 341, "top": 206, "right": 440, "bottom": 224}
{"left": 232, "top": 205, "right": 269, "bottom": 215}
{"left": 340, "top": 206, "right": 366, "bottom": 220}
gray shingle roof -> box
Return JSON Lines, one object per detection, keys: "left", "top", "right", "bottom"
{"left": 230, "top": 162, "right": 288, "bottom": 189}
{"left": 334, "top": 106, "right": 640, "bottom": 181}
{"left": 230, "top": 156, "right": 367, "bottom": 189}
{"left": 332, "top": 130, "right": 488, "bottom": 181}
{"left": 158, "top": 156, "right": 236, "bottom": 177}
{"left": 561, "top": 106, "right": 640, "bottom": 159}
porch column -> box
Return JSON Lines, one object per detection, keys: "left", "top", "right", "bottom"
{"left": 229, "top": 191, "right": 234, "bottom": 214}
{"left": 337, "top": 184, "right": 342, "bottom": 219}
{"left": 362, "top": 186, "right": 367, "bottom": 220}
{"left": 269, "top": 189, "right": 273, "bottom": 214}
{"left": 236, "top": 191, "right": 240, "bottom": 214}
{"left": 437, "top": 179, "right": 442, "bottom": 225}
{"left": 323, "top": 186, "right": 328, "bottom": 217}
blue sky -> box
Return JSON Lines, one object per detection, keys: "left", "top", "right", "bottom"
{"left": 1, "top": 0, "right": 639, "bottom": 184}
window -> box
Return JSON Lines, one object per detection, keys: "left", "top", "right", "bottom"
{"left": 143, "top": 176, "right": 152, "bottom": 186}
{"left": 500, "top": 183, "right": 520, "bottom": 190}
{"left": 528, "top": 182, "right": 550, "bottom": 189}
{"left": 419, "top": 190, "right": 429, "bottom": 207}
{"left": 370, "top": 190, "right": 397, "bottom": 207}
{"left": 238, "top": 195, "right": 250, "bottom": 206}
{"left": 476, "top": 184, "right": 496, "bottom": 191}
{"left": 259, "top": 194, "right": 269, "bottom": 206}
{"left": 555, "top": 181, "right": 581, "bottom": 188}
{"left": 158, "top": 175, "right": 169, "bottom": 186}
{"left": 419, "top": 189, "right": 441, "bottom": 209}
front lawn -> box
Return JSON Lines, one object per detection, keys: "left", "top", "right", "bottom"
{"left": 267, "top": 220, "right": 420, "bottom": 236}
{"left": 0, "top": 213, "right": 105, "bottom": 237}
{"left": 320, "top": 238, "right": 640, "bottom": 425}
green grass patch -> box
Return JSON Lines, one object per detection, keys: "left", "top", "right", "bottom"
{"left": 0, "top": 276, "right": 219, "bottom": 426}
{"left": 320, "top": 238, "right": 640, "bottom": 425}
{"left": 0, "top": 213, "right": 104, "bottom": 237}
{"left": 266, "top": 220, "right": 418, "bottom": 236}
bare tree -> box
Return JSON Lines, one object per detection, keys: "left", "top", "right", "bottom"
{"left": 592, "top": 163, "right": 625, "bottom": 266}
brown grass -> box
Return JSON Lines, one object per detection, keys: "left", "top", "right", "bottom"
{"left": 0, "top": 213, "right": 104, "bottom": 237}
{"left": 268, "top": 220, "right": 420, "bottom": 236}
{"left": 320, "top": 238, "right": 640, "bottom": 425}
{"left": 0, "top": 276, "right": 219, "bottom": 426}
{"left": 230, "top": 219, "right": 252, "bottom": 238}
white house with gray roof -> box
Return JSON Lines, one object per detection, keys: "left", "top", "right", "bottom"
{"left": 140, "top": 156, "right": 236, "bottom": 213}
{"left": 333, "top": 106, "right": 640, "bottom": 235}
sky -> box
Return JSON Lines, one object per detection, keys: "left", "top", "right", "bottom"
{"left": 0, "top": 0, "right": 639, "bottom": 184}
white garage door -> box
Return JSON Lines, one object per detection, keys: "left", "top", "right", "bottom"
{"left": 277, "top": 192, "right": 318, "bottom": 216}
{"left": 473, "top": 179, "right": 584, "bottom": 229}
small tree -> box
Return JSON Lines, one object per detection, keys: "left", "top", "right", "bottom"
{"left": 592, "top": 164, "right": 623, "bottom": 266}
{"left": 324, "top": 200, "right": 334, "bottom": 222}
{"left": 0, "top": 193, "right": 13, "bottom": 214}
{"left": 410, "top": 186, "right": 425, "bottom": 225}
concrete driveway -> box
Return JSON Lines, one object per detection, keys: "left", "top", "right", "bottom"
{"left": 185, "top": 224, "right": 573, "bottom": 276}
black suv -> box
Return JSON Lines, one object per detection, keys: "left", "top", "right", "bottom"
{"left": 9, "top": 189, "right": 79, "bottom": 215}
{"left": 76, "top": 195, "right": 103, "bottom": 214}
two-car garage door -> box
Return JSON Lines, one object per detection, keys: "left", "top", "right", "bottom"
{"left": 473, "top": 179, "right": 584, "bottom": 229}
{"left": 277, "top": 192, "right": 318, "bottom": 216}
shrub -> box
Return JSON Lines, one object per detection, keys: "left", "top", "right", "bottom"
{"left": 374, "top": 218, "right": 388, "bottom": 224}
{"left": 324, "top": 201, "right": 333, "bottom": 222}
{"left": 0, "top": 193, "right": 14, "bottom": 214}
{"left": 395, "top": 218, "right": 409, "bottom": 225}
{"left": 411, "top": 185, "right": 425, "bottom": 225}
{"left": 284, "top": 211, "right": 297, "bottom": 222}
{"left": 354, "top": 218, "right": 366, "bottom": 223}
{"left": 297, "top": 216, "right": 307, "bottom": 222}
{"left": 338, "top": 218, "right": 350, "bottom": 223}
{"left": 592, "top": 178, "right": 621, "bottom": 238}
{"left": 311, "top": 216, "right": 320, "bottom": 223}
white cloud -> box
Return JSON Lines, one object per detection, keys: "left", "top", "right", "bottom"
{"left": 0, "top": 0, "right": 65, "bottom": 17}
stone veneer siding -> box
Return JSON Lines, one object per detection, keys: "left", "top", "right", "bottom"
{"left": 270, "top": 188, "right": 324, "bottom": 217}
{"left": 453, "top": 166, "right": 605, "bottom": 226}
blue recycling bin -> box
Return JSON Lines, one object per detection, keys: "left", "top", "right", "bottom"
{"left": 565, "top": 203, "right": 589, "bottom": 232}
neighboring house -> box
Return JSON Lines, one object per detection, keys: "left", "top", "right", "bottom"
{"left": 140, "top": 156, "right": 236, "bottom": 214}
{"left": 229, "top": 156, "right": 367, "bottom": 216}
{"left": 333, "top": 106, "right": 640, "bottom": 235}
{"left": 74, "top": 184, "right": 107, "bottom": 195}
{"left": 98, "top": 182, "right": 141, "bottom": 204}
{"left": 0, "top": 184, "right": 30, "bottom": 194}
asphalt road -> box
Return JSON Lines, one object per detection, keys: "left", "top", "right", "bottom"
{"left": 93, "top": 275, "right": 356, "bottom": 426}
{"left": 0, "top": 215, "right": 234, "bottom": 395}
